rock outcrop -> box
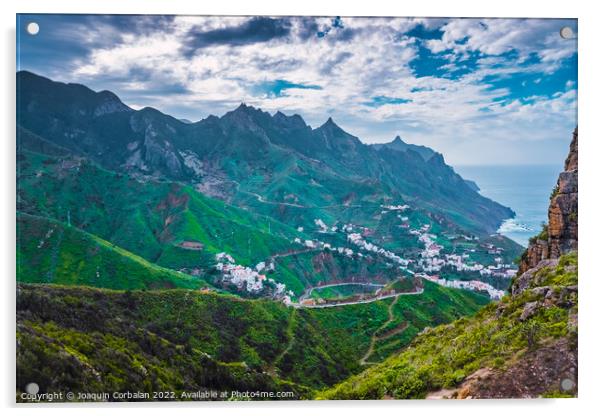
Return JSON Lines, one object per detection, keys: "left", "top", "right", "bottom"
{"left": 549, "top": 128, "right": 578, "bottom": 256}
{"left": 514, "top": 128, "right": 578, "bottom": 293}
{"left": 468, "top": 338, "right": 577, "bottom": 398}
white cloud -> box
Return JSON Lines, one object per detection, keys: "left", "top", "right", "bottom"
{"left": 63, "top": 16, "right": 577, "bottom": 165}
{"left": 426, "top": 18, "right": 576, "bottom": 62}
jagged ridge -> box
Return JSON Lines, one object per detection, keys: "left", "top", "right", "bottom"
{"left": 16, "top": 70, "right": 514, "bottom": 235}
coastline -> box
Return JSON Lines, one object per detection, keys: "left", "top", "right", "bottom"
{"left": 455, "top": 164, "right": 561, "bottom": 247}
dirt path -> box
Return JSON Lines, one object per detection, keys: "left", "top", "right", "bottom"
{"left": 267, "top": 309, "right": 297, "bottom": 377}
{"left": 269, "top": 248, "right": 320, "bottom": 261}
{"left": 360, "top": 296, "right": 409, "bottom": 366}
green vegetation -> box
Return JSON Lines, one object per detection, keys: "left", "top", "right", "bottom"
{"left": 311, "top": 280, "right": 490, "bottom": 368}
{"left": 532, "top": 252, "right": 578, "bottom": 288}
{"left": 17, "top": 319, "right": 309, "bottom": 402}
{"left": 270, "top": 250, "right": 401, "bottom": 297}
{"left": 17, "top": 150, "right": 419, "bottom": 296}
{"left": 17, "top": 150, "right": 298, "bottom": 272}
{"left": 16, "top": 143, "right": 522, "bottom": 298}
{"left": 17, "top": 213, "right": 209, "bottom": 290}
{"left": 382, "top": 277, "right": 416, "bottom": 293}
{"left": 529, "top": 223, "right": 549, "bottom": 245}
{"left": 320, "top": 252, "right": 577, "bottom": 400}
{"left": 16, "top": 278, "right": 489, "bottom": 398}
{"left": 367, "top": 280, "right": 489, "bottom": 362}
{"left": 16, "top": 284, "right": 328, "bottom": 398}
{"left": 15, "top": 71, "right": 536, "bottom": 401}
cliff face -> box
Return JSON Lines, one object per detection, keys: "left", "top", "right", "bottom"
{"left": 514, "top": 128, "right": 578, "bottom": 293}
{"left": 549, "top": 128, "right": 578, "bottom": 256}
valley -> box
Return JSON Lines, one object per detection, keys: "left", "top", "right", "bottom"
{"left": 16, "top": 71, "right": 529, "bottom": 400}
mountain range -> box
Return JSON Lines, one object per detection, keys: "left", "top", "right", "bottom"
{"left": 17, "top": 70, "right": 513, "bottom": 235}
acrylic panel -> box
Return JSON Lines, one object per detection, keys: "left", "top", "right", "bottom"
{"left": 16, "top": 15, "right": 578, "bottom": 402}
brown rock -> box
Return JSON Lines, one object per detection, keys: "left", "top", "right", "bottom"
{"left": 520, "top": 301, "right": 540, "bottom": 321}
{"left": 564, "top": 127, "right": 578, "bottom": 172}
{"left": 457, "top": 386, "right": 471, "bottom": 399}
{"left": 513, "top": 258, "right": 558, "bottom": 295}
{"left": 514, "top": 128, "right": 577, "bottom": 292}
{"left": 468, "top": 339, "right": 577, "bottom": 399}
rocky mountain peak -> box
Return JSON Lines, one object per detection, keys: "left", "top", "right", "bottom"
{"left": 94, "top": 91, "right": 132, "bottom": 117}
{"left": 373, "top": 135, "right": 436, "bottom": 162}
{"left": 272, "top": 110, "right": 307, "bottom": 129}
{"left": 316, "top": 117, "right": 351, "bottom": 139}
{"left": 222, "top": 103, "right": 261, "bottom": 126}
{"left": 227, "top": 103, "right": 260, "bottom": 119}
{"left": 321, "top": 116, "right": 340, "bottom": 129}
{"left": 565, "top": 127, "right": 578, "bottom": 171}
{"left": 549, "top": 128, "right": 578, "bottom": 255}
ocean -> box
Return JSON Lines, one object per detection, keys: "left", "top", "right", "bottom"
{"left": 454, "top": 165, "right": 563, "bottom": 247}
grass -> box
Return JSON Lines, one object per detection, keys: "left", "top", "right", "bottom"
{"left": 17, "top": 213, "right": 209, "bottom": 290}
{"left": 310, "top": 284, "right": 380, "bottom": 300}
{"left": 16, "top": 276, "right": 489, "bottom": 396}
{"left": 319, "top": 252, "right": 578, "bottom": 399}
{"left": 17, "top": 150, "right": 299, "bottom": 273}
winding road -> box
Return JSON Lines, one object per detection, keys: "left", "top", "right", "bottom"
{"left": 298, "top": 282, "right": 386, "bottom": 302}
{"left": 233, "top": 180, "right": 369, "bottom": 210}
{"left": 290, "top": 285, "right": 424, "bottom": 309}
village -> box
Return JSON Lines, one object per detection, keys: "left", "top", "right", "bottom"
{"left": 214, "top": 252, "right": 295, "bottom": 304}
{"left": 210, "top": 203, "right": 517, "bottom": 305}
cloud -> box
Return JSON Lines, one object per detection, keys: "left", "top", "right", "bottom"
{"left": 425, "top": 18, "right": 577, "bottom": 62}
{"left": 185, "top": 17, "right": 292, "bottom": 51}
{"left": 17, "top": 15, "right": 578, "bottom": 165}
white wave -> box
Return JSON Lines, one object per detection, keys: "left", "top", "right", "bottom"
{"left": 497, "top": 218, "right": 533, "bottom": 233}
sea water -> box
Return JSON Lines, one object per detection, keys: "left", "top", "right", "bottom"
{"left": 455, "top": 165, "right": 562, "bottom": 247}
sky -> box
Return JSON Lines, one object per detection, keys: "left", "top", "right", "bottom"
{"left": 16, "top": 15, "right": 577, "bottom": 166}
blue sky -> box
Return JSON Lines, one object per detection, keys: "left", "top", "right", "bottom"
{"left": 16, "top": 15, "right": 577, "bottom": 165}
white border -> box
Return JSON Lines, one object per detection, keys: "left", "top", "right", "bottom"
{"left": 2, "top": 1, "right": 601, "bottom": 415}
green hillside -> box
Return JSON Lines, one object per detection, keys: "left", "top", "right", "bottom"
{"left": 17, "top": 213, "right": 209, "bottom": 290}
{"left": 16, "top": 279, "right": 489, "bottom": 399}
{"left": 17, "top": 149, "right": 297, "bottom": 269}
{"left": 17, "top": 149, "right": 426, "bottom": 296}
{"left": 320, "top": 252, "right": 577, "bottom": 400}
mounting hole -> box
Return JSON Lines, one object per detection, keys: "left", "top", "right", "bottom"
{"left": 561, "top": 378, "right": 575, "bottom": 391}
{"left": 560, "top": 26, "right": 574, "bottom": 39}
{"left": 26, "top": 22, "right": 39, "bottom": 35}
{"left": 25, "top": 382, "right": 40, "bottom": 395}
